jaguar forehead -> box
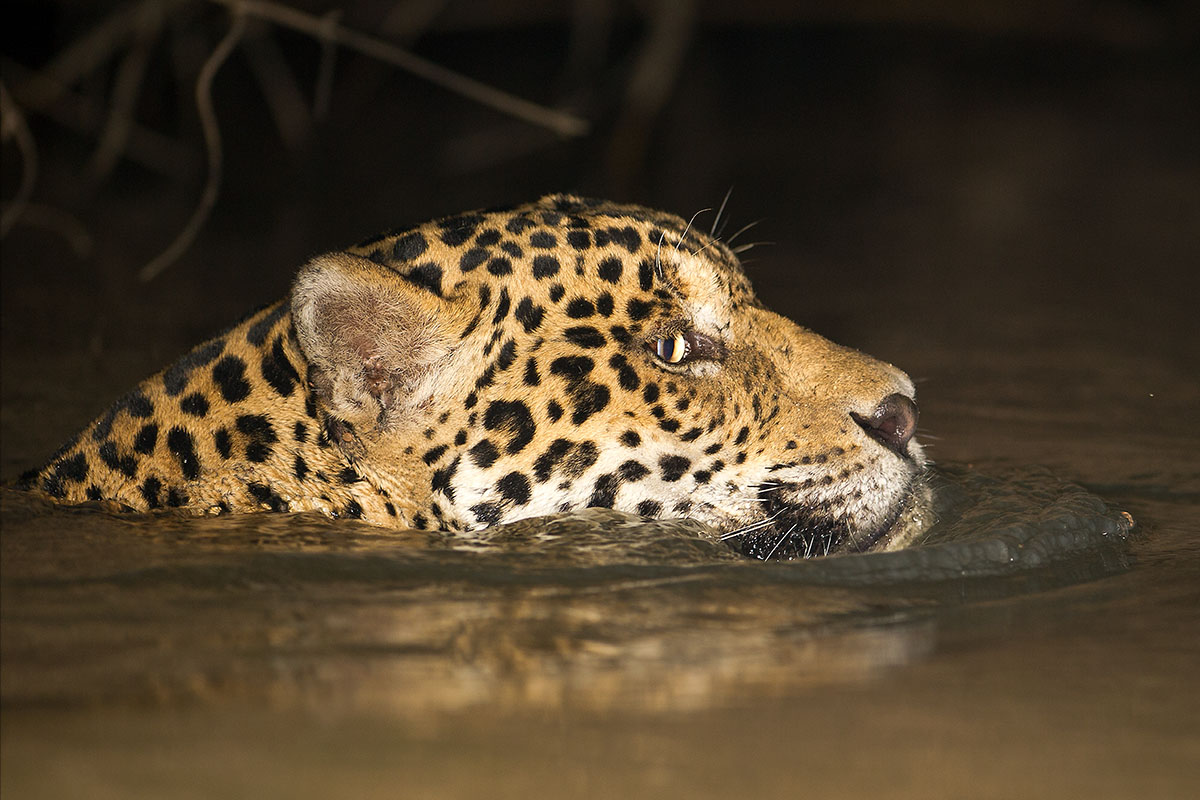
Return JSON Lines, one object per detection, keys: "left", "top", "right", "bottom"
{"left": 663, "top": 250, "right": 736, "bottom": 335}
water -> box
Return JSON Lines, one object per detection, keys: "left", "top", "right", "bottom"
{"left": 0, "top": 464, "right": 1135, "bottom": 712}
{"left": 2, "top": 420, "right": 1194, "bottom": 798}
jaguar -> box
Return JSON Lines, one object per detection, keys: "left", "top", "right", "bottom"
{"left": 22, "top": 194, "right": 925, "bottom": 558}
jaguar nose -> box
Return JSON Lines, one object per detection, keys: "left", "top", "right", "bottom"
{"left": 853, "top": 393, "right": 918, "bottom": 456}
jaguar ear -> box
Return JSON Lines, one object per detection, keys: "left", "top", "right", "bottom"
{"left": 291, "top": 252, "right": 461, "bottom": 433}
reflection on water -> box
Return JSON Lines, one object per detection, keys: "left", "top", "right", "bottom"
{"left": 0, "top": 466, "right": 1130, "bottom": 720}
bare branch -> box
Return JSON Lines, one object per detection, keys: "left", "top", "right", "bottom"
{"left": 606, "top": 0, "right": 695, "bottom": 191}
{"left": 15, "top": 1, "right": 175, "bottom": 112}
{"left": 88, "top": 2, "right": 164, "bottom": 181}
{"left": 11, "top": 0, "right": 589, "bottom": 280}
{"left": 241, "top": 21, "right": 315, "bottom": 149}
{"left": 207, "top": 0, "right": 589, "bottom": 137}
{"left": 3, "top": 58, "right": 197, "bottom": 181}
{"left": 139, "top": 11, "right": 247, "bottom": 282}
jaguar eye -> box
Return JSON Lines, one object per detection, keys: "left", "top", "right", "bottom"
{"left": 654, "top": 333, "right": 689, "bottom": 364}
{"left": 646, "top": 330, "right": 725, "bottom": 366}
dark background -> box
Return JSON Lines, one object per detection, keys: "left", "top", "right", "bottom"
{"left": 2, "top": 0, "right": 1197, "bottom": 477}
{"left": 3, "top": 6, "right": 1200, "bottom": 796}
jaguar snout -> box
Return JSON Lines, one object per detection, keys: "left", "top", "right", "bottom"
{"left": 852, "top": 393, "right": 918, "bottom": 457}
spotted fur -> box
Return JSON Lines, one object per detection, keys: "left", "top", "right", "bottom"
{"left": 22, "top": 195, "right": 925, "bottom": 557}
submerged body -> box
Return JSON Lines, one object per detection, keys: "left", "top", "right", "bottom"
{"left": 23, "top": 195, "right": 924, "bottom": 557}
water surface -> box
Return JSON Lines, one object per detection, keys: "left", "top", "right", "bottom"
{"left": 3, "top": 418, "right": 1194, "bottom": 799}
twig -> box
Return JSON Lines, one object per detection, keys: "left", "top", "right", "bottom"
{"left": 606, "top": 0, "right": 695, "bottom": 191}
{"left": 139, "top": 11, "right": 247, "bottom": 282}
{"left": 241, "top": 20, "right": 314, "bottom": 149}
{"left": 0, "top": 82, "right": 38, "bottom": 238}
{"left": 15, "top": 1, "right": 175, "bottom": 112}
{"left": 336, "top": 0, "right": 448, "bottom": 112}
{"left": 206, "top": 0, "right": 588, "bottom": 137}
{"left": 88, "top": 1, "right": 163, "bottom": 182}
{"left": 3, "top": 58, "right": 197, "bottom": 181}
